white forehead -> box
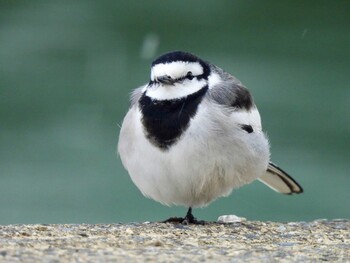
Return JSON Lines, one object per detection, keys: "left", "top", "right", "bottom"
{"left": 151, "top": 61, "right": 203, "bottom": 80}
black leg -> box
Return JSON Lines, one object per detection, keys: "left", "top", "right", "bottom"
{"left": 162, "top": 207, "right": 205, "bottom": 225}
{"left": 182, "top": 207, "right": 205, "bottom": 225}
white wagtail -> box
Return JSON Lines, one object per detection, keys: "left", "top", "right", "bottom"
{"left": 118, "top": 51, "right": 303, "bottom": 224}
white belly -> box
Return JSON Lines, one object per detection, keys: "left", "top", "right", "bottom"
{"left": 118, "top": 102, "right": 270, "bottom": 208}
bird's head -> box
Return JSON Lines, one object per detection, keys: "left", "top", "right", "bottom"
{"left": 145, "top": 51, "right": 212, "bottom": 100}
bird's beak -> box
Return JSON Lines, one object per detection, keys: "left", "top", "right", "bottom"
{"left": 157, "top": 75, "right": 175, "bottom": 85}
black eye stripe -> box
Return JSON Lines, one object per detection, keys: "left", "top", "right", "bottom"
{"left": 150, "top": 72, "right": 202, "bottom": 84}
{"left": 177, "top": 74, "right": 195, "bottom": 82}
{"left": 160, "top": 74, "right": 196, "bottom": 82}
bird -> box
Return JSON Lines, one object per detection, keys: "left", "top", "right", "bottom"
{"left": 118, "top": 51, "right": 303, "bottom": 224}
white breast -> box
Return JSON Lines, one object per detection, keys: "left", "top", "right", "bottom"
{"left": 118, "top": 100, "right": 270, "bottom": 208}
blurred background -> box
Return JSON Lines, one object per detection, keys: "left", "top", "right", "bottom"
{"left": 0, "top": 1, "right": 349, "bottom": 225}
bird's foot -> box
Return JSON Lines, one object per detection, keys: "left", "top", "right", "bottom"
{"left": 162, "top": 217, "right": 185, "bottom": 224}
{"left": 162, "top": 217, "right": 205, "bottom": 225}
{"left": 182, "top": 215, "right": 206, "bottom": 225}
{"left": 162, "top": 207, "right": 206, "bottom": 225}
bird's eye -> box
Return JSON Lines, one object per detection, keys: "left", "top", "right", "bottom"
{"left": 186, "top": 71, "right": 194, "bottom": 80}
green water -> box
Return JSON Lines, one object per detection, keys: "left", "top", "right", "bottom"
{"left": 0, "top": 1, "right": 349, "bottom": 224}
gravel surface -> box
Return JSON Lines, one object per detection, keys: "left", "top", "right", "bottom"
{"left": 0, "top": 219, "right": 349, "bottom": 262}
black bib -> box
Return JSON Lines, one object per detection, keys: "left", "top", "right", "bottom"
{"left": 139, "top": 86, "right": 208, "bottom": 150}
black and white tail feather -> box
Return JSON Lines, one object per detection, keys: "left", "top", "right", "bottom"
{"left": 259, "top": 162, "right": 303, "bottom": 194}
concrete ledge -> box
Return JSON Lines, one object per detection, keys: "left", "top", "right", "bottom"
{"left": 0, "top": 219, "right": 349, "bottom": 262}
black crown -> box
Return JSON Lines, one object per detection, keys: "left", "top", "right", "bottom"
{"left": 152, "top": 51, "right": 201, "bottom": 66}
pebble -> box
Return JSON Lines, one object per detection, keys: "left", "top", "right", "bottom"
{"left": 217, "top": 215, "right": 247, "bottom": 223}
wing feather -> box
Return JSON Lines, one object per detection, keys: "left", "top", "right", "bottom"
{"left": 207, "top": 66, "right": 303, "bottom": 195}
{"left": 207, "top": 68, "right": 262, "bottom": 132}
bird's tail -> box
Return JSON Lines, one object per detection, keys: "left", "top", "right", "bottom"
{"left": 258, "top": 162, "right": 303, "bottom": 194}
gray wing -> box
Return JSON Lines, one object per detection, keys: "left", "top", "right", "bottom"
{"left": 207, "top": 66, "right": 303, "bottom": 195}
{"left": 259, "top": 162, "right": 303, "bottom": 194}
{"left": 207, "top": 65, "right": 254, "bottom": 111}
{"left": 207, "top": 65, "right": 262, "bottom": 132}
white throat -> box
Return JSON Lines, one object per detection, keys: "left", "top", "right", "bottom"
{"left": 145, "top": 79, "right": 207, "bottom": 100}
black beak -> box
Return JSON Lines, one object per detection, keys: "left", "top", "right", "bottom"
{"left": 157, "top": 75, "right": 175, "bottom": 85}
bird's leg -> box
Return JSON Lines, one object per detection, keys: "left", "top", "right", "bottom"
{"left": 182, "top": 207, "right": 195, "bottom": 223}
{"left": 182, "top": 207, "right": 205, "bottom": 225}
{"left": 162, "top": 207, "right": 205, "bottom": 225}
